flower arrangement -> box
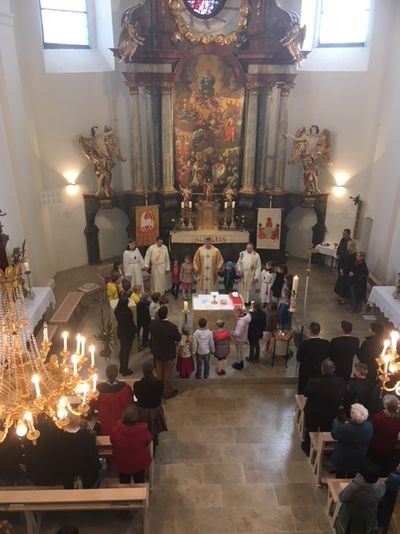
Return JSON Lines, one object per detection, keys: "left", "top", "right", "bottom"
{"left": 95, "top": 306, "right": 113, "bottom": 358}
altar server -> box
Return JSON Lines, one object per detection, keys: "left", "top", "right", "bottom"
{"left": 144, "top": 237, "right": 171, "bottom": 295}
{"left": 123, "top": 239, "right": 144, "bottom": 291}
{"left": 193, "top": 237, "right": 224, "bottom": 294}
{"left": 236, "top": 243, "right": 261, "bottom": 304}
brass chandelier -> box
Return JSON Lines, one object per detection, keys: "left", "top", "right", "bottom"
{"left": 0, "top": 266, "right": 98, "bottom": 442}
{"left": 376, "top": 330, "right": 400, "bottom": 394}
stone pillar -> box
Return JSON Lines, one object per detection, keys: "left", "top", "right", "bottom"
{"left": 161, "top": 81, "right": 176, "bottom": 194}
{"left": 145, "top": 84, "right": 157, "bottom": 190}
{"left": 272, "top": 83, "right": 292, "bottom": 191}
{"left": 127, "top": 82, "right": 145, "bottom": 192}
{"left": 258, "top": 83, "right": 274, "bottom": 191}
{"left": 240, "top": 82, "right": 261, "bottom": 194}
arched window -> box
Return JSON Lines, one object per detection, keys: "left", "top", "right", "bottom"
{"left": 183, "top": 0, "right": 226, "bottom": 19}
{"left": 39, "top": 0, "right": 90, "bottom": 48}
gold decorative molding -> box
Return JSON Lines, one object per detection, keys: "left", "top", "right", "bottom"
{"left": 168, "top": 0, "right": 250, "bottom": 46}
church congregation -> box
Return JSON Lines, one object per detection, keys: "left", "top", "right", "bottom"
{"left": 2, "top": 0, "right": 400, "bottom": 532}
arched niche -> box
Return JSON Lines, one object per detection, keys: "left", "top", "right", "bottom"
{"left": 95, "top": 208, "right": 129, "bottom": 261}
{"left": 285, "top": 206, "right": 318, "bottom": 259}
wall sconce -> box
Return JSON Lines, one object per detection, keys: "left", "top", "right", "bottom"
{"left": 333, "top": 185, "right": 346, "bottom": 198}
{"left": 65, "top": 184, "right": 79, "bottom": 196}
{"left": 63, "top": 170, "right": 80, "bottom": 196}
{"left": 332, "top": 171, "right": 350, "bottom": 198}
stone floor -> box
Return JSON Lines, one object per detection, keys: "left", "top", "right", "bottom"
{"left": 5, "top": 257, "right": 391, "bottom": 533}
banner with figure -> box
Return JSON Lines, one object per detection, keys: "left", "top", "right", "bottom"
{"left": 256, "top": 208, "right": 282, "bottom": 250}
{"left": 135, "top": 205, "right": 159, "bottom": 246}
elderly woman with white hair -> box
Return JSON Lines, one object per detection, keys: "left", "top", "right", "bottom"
{"left": 331, "top": 403, "right": 373, "bottom": 478}
{"left": 368, "top": 394, "right": 400, "bottom": 475}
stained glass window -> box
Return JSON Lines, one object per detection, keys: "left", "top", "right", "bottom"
{"left": 39, "top": 0, "right": 90, "bottom": 48}
{"left": 183, "top": 0, "right": 226, "bottom": 19}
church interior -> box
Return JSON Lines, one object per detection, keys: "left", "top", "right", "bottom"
{"left": 1, "top": 0, "right": 400, "bottom": 532}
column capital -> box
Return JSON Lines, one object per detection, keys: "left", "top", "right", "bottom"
{"left": 160, "top": 81, "right": 174, "bottom": 94}
{"left": 125, "top": 81, "right": 139, "bottom": 95}
{"left": 277, "top": 82, "right": 295, "bottom": 97}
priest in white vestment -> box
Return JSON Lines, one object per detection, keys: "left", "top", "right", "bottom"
{"left": 144, "top": 237, "right": 171, "bottom": 294}
{"left": 236, "top": 243, "right": 261, "bottom": 304}
{"left": 193, "top": 238, "right": 224, "bottom": 294}
{"left": 123, "top": 239, "right": 144, "bottom": 290}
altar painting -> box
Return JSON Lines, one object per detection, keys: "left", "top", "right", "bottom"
{"left": 174, "top": 54, "right": 244, "bottom": 194}
{"left": 257, "top": 208, "right": 282, "bottom": 250}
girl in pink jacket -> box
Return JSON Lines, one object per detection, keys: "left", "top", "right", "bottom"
{"left": 231, "top": 306, "right": 251, "bottom": 370}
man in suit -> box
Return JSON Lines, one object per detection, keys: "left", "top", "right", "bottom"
{"left": 330, "top": 320, "right": 360, "bottom": 381}
{"left": 149, "top": 305, "right": 181, "bottom": 399}
{"left": 357, "top": 322, "right": 384, "bottom": 381}
{"left": 297, "top": 322, "right": 330, "bottom": 394}
{"left": 302, "top": 358, "right": 346, "bottom": 455}
{"left": 346, "top": 362, "right": 381, "bottom": 415}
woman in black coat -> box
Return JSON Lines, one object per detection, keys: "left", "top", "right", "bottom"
{"left": 348, "top": 252, "right": 369, "bottom": 313}
{"left": 247, "top": 301, "right": 266, "bottom": 362}
{"left": 335, "top": 240, "right": 356, "bottom": 304}
{"left": 114, "top": 296, "right": 137, "bottom": 376}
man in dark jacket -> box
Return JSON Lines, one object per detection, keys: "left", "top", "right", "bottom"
{"left": 149, "top": 305, "right": 181, "bottom": 399}
{"left": 302, "top": 358, "right": 346, "bottom": 455}
{"left": 336, "top": 228, "right": 351, "bottom": 270}
{"left": 297, "top": 322, "right": 330, "bottom": 394}
{"left": 346, "top": 362, "right": 381, "bottom": 415}
{"left": 357, "top": 322, "right": 384, "bottom": 381}
{"left": 247, "top": 301, "right": 266, "bottom": 362}
{"left": 330, "top": 320, "right": 360, "bottom": 381}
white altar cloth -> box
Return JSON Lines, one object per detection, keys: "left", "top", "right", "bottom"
{"left": 315, "top": 244, "right": 337, "bottom": 258}
{"left": 171, "top": 229, "right": 250, "bottom": 244}
{"left": 193, "top": 294, "right": 236, "bottom": 312}
{"left": 26, "top": 287, "right": 56, "bottom": 331}
{"left": 368, "top": 286, "right": 400, "bottom": 328}
{"left": 192, "top": 294, "right": 241, "bottom": 330}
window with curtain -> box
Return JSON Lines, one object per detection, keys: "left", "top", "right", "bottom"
{"left": 39, "top": 0, "right": 90, "bottom": 48}
{"left": 318, "top": 0, "right": 371, "bottom": 47}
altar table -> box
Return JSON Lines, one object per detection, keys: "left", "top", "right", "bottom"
{"left": 192, "top": 294, "right": 242, "bottom": 330}
{"left": 26, "top": 287, "right": 56, "bottom": 331}
{"left": 315, "top": 243, "right": 338, "bottom": 271}
{"left": 368, "top": 285, "right": 400, "bottom": 327}
{"left": 171, "top": 229, "right": 250, "bottom": 244}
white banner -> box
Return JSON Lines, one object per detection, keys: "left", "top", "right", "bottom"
{"left": 256, "top": 208, "right": 282, "bottom": 250}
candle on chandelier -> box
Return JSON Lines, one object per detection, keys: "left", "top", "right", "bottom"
{"left": 390, "top": 331, "right": 400, "bottom": 351}
{"left": 380, "top": 339, "right": 390, "bottom": 358}
{"left": 71, "top": 354, "right": 78, "bottom": 376}
{"left": 24, "top": 411, "right": 35, "bottom": 433}
{"left": 62, "top": 331, "right": 68, "bottom": 352}
{"left": 89, "top": 345, "right": 95, "bottom": 367}
{"left": 92, "top": 373, "right": 98, "bottom": 392}
{"left": 43, "top": 323, "right": 48, "bottom": 343}
{"left": 76, "top": 334, "right": 81, "bottom": 354}
{"left": 31, "top": 374, "right": 41, "bottom": 397}
{"left": 82, "top": 384, "right": 89, "bottom": 405}
{"left": 80, "top": 336, "right": 86, "bottom": 356}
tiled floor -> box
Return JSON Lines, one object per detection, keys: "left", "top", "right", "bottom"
{"left": 6, "top": 257, "right": 390, "bottom": 533}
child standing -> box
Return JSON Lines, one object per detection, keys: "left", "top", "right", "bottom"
{"left": 170, "top": 259, "right": 180, "bottom": 299}
{"left": 149, "top": 292, "right": 161, "bottom": 320}
{"left": 260, "top": 262, "right": 275, "bottom": 308}
{"left": 130, "top": 284, "right": 142, "bottom": 304}
{"left": 271, "top": 265, "right": 287, "bottom": 302}
{"left": 192, "top": 318, "right": 215, "bottom": 379}
{"left": 264, "top": 301, "right": 279, "bottom": 353}
{"left": 231, "top": 306, "right": 251, "bottom": 370}
{"left": 278, "top": 289, "right": 292, "bottom": 330}
{"left": 180, "top": 256, "right": 194, "bottom": 300}
{"left": 136, "top": 292, "right": 151, "bottom": 349}
{"left": 219, "top": 261, "right": 238, "bottom": 294}
{"left": 280, "top": 274, "right": 293, "bottom": 302}
{"left": 247, "top": 301, "right": 266, "bottom": 362}
{"left": 213, "top": 319, "right": 231, "bottom": 376}
{"left": 176, "top": 327, "right": 194, "bottom": 378}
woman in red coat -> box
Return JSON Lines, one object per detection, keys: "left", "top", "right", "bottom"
{"left": 110, "top": 405, "right": 152, "bottom": 483}
{"left": 368, "top": 394, "right": 400, "bottom": 475}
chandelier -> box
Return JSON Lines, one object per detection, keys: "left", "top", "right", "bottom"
{"left": 0, "top": 266, "right": 98, "bottom": 442}
{"left": 376, "top": 330, "right": 400, "bottom": 393}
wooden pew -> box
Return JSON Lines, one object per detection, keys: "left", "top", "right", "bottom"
{"left": 96, "top": 435, "right": 154, "bottom": 490}
{"left": 49, "top": 291, "right": 84, "bottom": 326}
{"left": 308, "top": 431, "right": 336, "bottom": 487}
{"left": 294, "top": 394, "right": 306, "bottom": 439}
{"left": 0, "top": 485, "right": 149, "bottom": 534}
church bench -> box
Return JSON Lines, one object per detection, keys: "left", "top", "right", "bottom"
{"left": 96, "top": 435, "right": 154, "bottom": 490}
{"left": 294, "top": 394, "right": 306, "bottom": 439}
{"left": 0, "top": 485, "right": 149, "bottom": 534}
{"left": 49, "top": 291, "right": 83, "bottom": 325}
{"left": 308, "top": 431, "right": 336, "bottom": 487}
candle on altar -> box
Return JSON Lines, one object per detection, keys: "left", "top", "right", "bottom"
{"left": 62, "top": 331, "right": 68, "bottom": 352}
{"left": 43, "top": 322, "right": 48, "bottom": 342}
{"left": 224, "top": 202, "right": 228, "bottom": 209}
{"left": 24, "top": 261, "right": 30, "bottom": 272}
{"left": 181, "top": 201, "right": 184, "bottom": 209}
{"left": 89, "top": 344, "right": 95, "bottom": 367}
{"left": 232, "top": 201, "right": 236, "bottom": 208}
{"left": 31, "top": 374, "right": 41, "bottom": 397}
{"left": 189, "top": 201, "right": 192, "bottom": 208}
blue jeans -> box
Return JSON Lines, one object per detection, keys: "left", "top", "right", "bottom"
{"left": 195, "top": 353, "right": 210, "bottom": 378}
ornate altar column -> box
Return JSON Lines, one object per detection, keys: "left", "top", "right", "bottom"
{"left": 144, "top": 83, "right": 157, "bottom": 190}
{"left": 272, "top": 83, "right": 292, "bottom": 191}
{"left": 127, "top": 82, "right": 145, "bottom": 192}
{"left": 258, "top": 83, "right": 274, "bottom": 191}
{"left": 240, "top": 82, "right": 261, "bottom": 194}
{"left": 161, "top": 81, "right": 176, "bottom": 194}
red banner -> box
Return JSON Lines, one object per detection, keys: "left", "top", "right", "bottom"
{"left": 135, "top": 205, "right": 159, "bottom": 246}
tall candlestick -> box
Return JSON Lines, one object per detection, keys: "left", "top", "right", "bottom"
{"left": 289, "top": 275, "right": 299, "bottom": 312}
{"left": 89, "top": 345, "right": 95, "bottom": 367}
{"left": 31, "top": 374, "right": 41, "bottom": 397}
{"left": 43, "top": 322, "right": 48, "bottom": 342}
{"left": 62, "top": 331, "right": 68, "bottom": 352}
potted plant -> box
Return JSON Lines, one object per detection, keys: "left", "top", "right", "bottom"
{"left": 95, "top": 306, "right": 114, "bottom": 359}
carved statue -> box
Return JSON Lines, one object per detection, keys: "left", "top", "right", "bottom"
{"left": 179, "top": 185, "right": 192, "bottom": 207}
{"left": 286, "top": 125, "right": 333, "bottom": 195}
{"left": 79, "top": 126, "right": 126, "bottom": 197}
{"left": 118, "top": 2, "right": 146, "bottom": 62}
{"left": 223, "top": 186, "right": 237, "bottom": 206}
{"left": 11, "top": 240, "right": 26, "bottom": 268}
{"left": 280, "top": 22, "right": 306, "bottom": 63}
{"left": 202, "top": 178, "right": 214, "bottom": 203}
